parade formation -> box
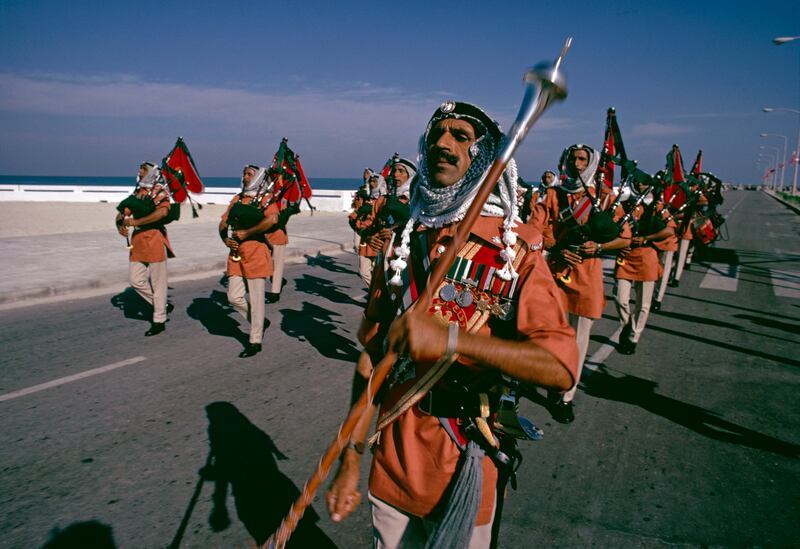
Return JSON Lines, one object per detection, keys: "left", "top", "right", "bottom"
{"left": 104, "top": 41, "right": 735, "bottom": 548}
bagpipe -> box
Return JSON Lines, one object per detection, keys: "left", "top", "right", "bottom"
{"left": 161, "top": 137, "right": 205, "bottom": 219}
{"left": 227, "top": 170, "right": 274, "bottom": 262}
{"left": 690, "top": 172, "right": 726, "bottom": 245}
{"left": 362, "top": 154, "right": 412, "bottom": 236}
{"left": 269, "top": 138, "right": 314, "bottom": 221}
{"left": 554, "top": 108, "right": 657, "bottom": 283}
{"left": 116, "top": 165, "right": 179, "bottom": 249}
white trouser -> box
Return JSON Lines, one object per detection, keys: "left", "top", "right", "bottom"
{"left": 563, "top": 314, "right": 594, "bottom": 402}
{"left": 129, "top": 261, "right": 168, "bottom": 323}
{"left": 656, "top": 250, "right": 674, "bottom": 302}
{"left": 270, "top": 244, "right": 286, "bottom": 294}
{"left": 615, "top": 279, "right": 655, "bottom": 343}
{"left": 672, "top": 239, "right": 691, "bottom": 282}
{"left": 368, "top": 492, "right": 494, "bottom": 549}
{"left": 359, "top": 256, "right": 374, "bottom": 287}
{"left": 227, "top": 276, "right": 266, "bottom": 344}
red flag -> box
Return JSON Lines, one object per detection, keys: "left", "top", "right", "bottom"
{"left": 598, "top": 108, "right": 616, "bottom": 189}
{"left": 690, "top": 150, "right": 702, "bottom": 178}
{"left": 162, "top": 137, "right": 204, "bottom": 203}
{"left": 269, "top": 138, "right": 313, "bottom": 206}
{"left": 663, "top": 144, "right": 688, "bottom": 209}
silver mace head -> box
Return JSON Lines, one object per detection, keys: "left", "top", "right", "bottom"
{"left": 500, "top": 37, "right": 572, "bottom": 164}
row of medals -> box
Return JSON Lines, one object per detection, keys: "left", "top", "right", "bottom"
{"left": 439, "top": 278, "right": 514, "bottom": 321}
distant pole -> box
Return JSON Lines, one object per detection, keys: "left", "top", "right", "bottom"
{"left": 763, "top": 108, "right": 800, "bottom": 195}
{"left": 760, "top": 146, "right": 781, "bottom": 189}
{"left": 760, "top": 133, "right": 788, "bottom": 190}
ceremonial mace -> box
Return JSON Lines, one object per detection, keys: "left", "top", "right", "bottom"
{"left": 265, "top": 37, "right": 573, "bottom": 549}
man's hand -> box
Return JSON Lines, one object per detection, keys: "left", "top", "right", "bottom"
{"left": 233, "top": 229, "right": 250, "bottom": 241}
{"left": 367, "top": 228, "right": 392, "bottom": 252}
{"left": 578, "top": 241, "right": 601, "bottom": 257}
{"left": 122, "top": 217, "right": 138, "bottom": 228}
{"left": 387, "top": 309, "right": 448, "bottom": 364}
{"left": 631, "top": 236, "right": 646, "bottom": 248}
{"left": 116, "top": 222, "right": 129, "bottom": 238}
{"left": 326, "top": 453, "right": 362, "bottom": 523}
{"left": 225, "top": 238, "right": 239, "bottom": 251}
{"left": 559, "top": 248, "right": 583, "bottom": 266}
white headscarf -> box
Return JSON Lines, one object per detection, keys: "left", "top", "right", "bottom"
{"left": 393, "top": 158, "right": 417, "bottom": 199}
{"left": 558, "top": 144, "right": 600, "bottom": 194}
{"left": 388, "top": 101, "right": 521, "bottom": 285}
{"left": 242, "top": 165, "right": 267, "bottom": 197}
{"left": 368, "top": 174, "right": 387, "bottom": 199}
{"left": 137, "top": 162, "right": 160, "bottom": 189}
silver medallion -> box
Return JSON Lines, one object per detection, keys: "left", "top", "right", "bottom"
{"left": 440, "top": 100, "right": 456, "bottom": 113}
{"left": 455, "top": 289, "right": 474, "bottom": 308}
{"left": 439, "top": 283, "right": 457, "bottom": 302}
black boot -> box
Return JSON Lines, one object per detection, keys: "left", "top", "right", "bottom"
{"left": 652, "top": 299, "right": 661, "bottom": 312}
{"left": 239, "top": 343, "right": 262, "bottom": 358}
{"left": 266, "top": 292, "right": 281, "bottom": 304}
{"left": 551, "top": 399, "right": 575, "bottom": 424}
{"left": 145, "top": 322, "right": 166, "bottom": 336}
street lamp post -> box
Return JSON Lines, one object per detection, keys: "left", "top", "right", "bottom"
{"left": 760, "top": 146, "right": 781, "bottom": 188}
{"left": 763, "top": 107, "right": 800, "bottom": 195}
{"left": 758, "top": 152, "right": 777, "bottom": 188}
{"left": 760, "top": 133, "right": 788, "bottom": 189}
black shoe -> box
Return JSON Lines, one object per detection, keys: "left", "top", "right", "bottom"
{"left": 238, "top": 343, "right": 262, "bottom": 358}
{"left": 668, "top": 279, "right": 679, "bottom": 288}
{"left": 266, "top": 292, "right": 281, "bottom": 304}
{"left": 551, "top": 400, "right": 575, "bottom": 424}
{"left": 618, "top": 339, "right": 636, "bottom": 355}
{"left": 651, "top": 300, "right": 661, "bottom": 312}
{"left": 166, "top": 302, "right": 174, "bottom": 314}
{"left": 620, "top": 323, "right": 632, "bottom": 344}
{"left": 145, "top": 322, "right": 166, "bottom": 337}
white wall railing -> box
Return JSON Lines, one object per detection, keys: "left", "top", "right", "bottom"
{"left": 0, "top": 185, "right": 355, "bottom": 212}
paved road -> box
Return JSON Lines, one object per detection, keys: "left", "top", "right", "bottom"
{"left": 0, "top": 190, "right": 798, "bottom": 548}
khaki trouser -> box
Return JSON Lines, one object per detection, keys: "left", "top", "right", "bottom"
{"left": 656, "top": 250, "right": 674, "bottom": 302}
{"left": 615, "top": 279, "right": 655, "bottom": 343}
{"left": 563, "top": 314, "right": 594, "bottom": 403}
{"left": 672, "top": 239, "right": 691, "bottom": 282}
{"left": 368, "top": 492, "right": 494, "bottom": 549}
{"left": 227, "top": 276, "right": 266, "bottom": 344}
{"left": 358, "top": 255, "right": 375, "bottom": 287}
{"left": 270, "top": 244, "right": 286, "bottom": 294}
{"left": 129, "top": 261, "right": 168, "bottom": 323}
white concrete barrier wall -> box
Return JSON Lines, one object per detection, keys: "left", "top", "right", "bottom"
{"left": 0, "top": 185, "right": 356, "bottom": 212}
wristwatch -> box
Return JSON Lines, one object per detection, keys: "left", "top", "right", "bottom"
{"left": 596, "top": 243, "right": 604, "bottom": 255}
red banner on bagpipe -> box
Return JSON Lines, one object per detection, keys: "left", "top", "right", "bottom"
{"left": 663, "top": 144, "right": 688, "bottom": 209}
{"left": 690, "top": 149, "right": 702, "bottom": 178}
{"left": 161, "top": 137, "right": 204, "bottom": 217}
{"left": 269, "top": 138, "right": 313, "bottom": 210}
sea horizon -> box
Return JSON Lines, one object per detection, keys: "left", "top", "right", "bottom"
{"left": 0, "top": 175, "right": 364, "bottom": 192}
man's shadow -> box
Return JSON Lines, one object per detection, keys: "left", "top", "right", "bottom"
{"left": 280, "top": 302, "right": 360, "bottom": 362}
{"left": 110, "top": 288, "right": 151, "bottom": 322}
{"left": 305, "top": 252, "right": 358, "bottom": 275}
{"left": 582, "top": 367, "right": 800, "bottom": 458}
{"left": 198, "top": 402, "right": 336, "bottom": 548}
{"left": 187, "top": 289, "right": 251, "bottom": 348}
{"left": 40, "top": 520, "right": 117, "bottom": 548}
{"left": 295, "top": 274, "right": 361, "bottom": 306}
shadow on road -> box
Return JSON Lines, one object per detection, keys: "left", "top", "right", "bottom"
{"left": 732, "top": 314, "right": 800, "bottom": 336}
{"left": 305, "top": 252, "right": 358, "bottom": 275}
{"left": 582, "top": 367, "right": 800, "bottom": 458}
{"left": 666, "top": 293, "right": 799, "bottom": 322}
{"left": 646, "top": 322, "right": 800, "bottom": 368}
{"left": 40, "top": 520, "right": 117, "bottom": 548}
{"left": 653, "top": 310, "right": 793, "bottom": 344}
{"left": 110, "top": 288, "right": 152, "bottom": 322}
{"left": 295, "top": 274, "right": 362, "bottom": 306}
{"left": 187, "top": 289, "right": 250, "bottom": 349}
{"left": 194, "top": 402, "right": 336, "bottom": 548}
{"left": 280, "top": 302, "right": 360, "bottom": 362}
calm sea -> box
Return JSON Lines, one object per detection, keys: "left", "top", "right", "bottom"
{"left": 0, "top": 175, "right": 362, "bottom": 191}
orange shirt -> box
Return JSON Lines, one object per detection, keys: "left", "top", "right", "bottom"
{"left": 614, "top": 203, "right": 660, "bottom": 281}
{"left": 221, "top": 195, "right": 279, "bottom": 279}
{"left": 532, "top": 187, "right": 630, "bottom": 318}
{"left": 366, "top": 216, "right": 578, "bottom": 525}
{"left": 128, "top": 186, "right": 174, "bottom": 263}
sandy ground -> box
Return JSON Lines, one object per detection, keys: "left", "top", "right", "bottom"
{"left": 0, "top": 202, "right": 229, "bottom": 238}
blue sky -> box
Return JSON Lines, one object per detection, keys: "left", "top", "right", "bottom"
{"left": 0, "top": 0, "right": 797, "bottom": 185}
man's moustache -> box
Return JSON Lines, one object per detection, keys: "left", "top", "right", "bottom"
{"left": 431, "top": 151, "right": 458, "bottom": 166}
